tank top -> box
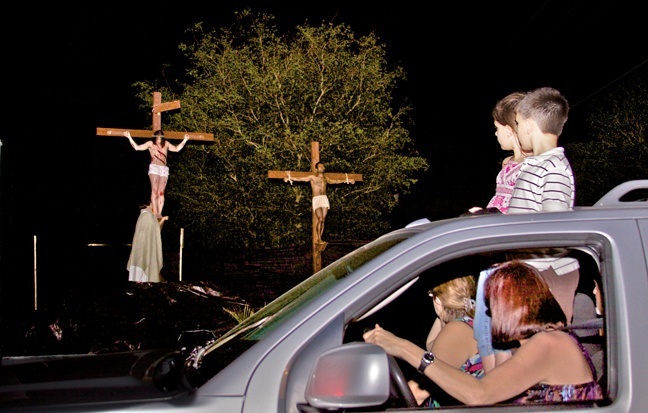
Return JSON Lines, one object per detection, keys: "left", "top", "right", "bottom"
{"left": 508, "top": 332, "right": 603, "bottom": 403}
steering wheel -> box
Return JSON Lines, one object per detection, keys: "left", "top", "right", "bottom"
{"left": 387, "top": 355, "right": 418, "bottom": 407}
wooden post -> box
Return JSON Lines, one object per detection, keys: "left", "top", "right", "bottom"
{"left": 179, "top": 228, "right": 184, "bottom": 282}
{"left": 33, "top": 235, "right": 38, "bottom": 311}
{"left": 96, "top": 91, "right": 214, "bottom": 141}
{"left": 268, "top": 142, "right": 362, "bottom": 273}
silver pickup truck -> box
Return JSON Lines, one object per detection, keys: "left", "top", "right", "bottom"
{"left": 2, "top": 180, "right": 647, "bottom": 412}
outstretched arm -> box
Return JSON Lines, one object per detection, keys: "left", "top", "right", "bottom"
{"left": 124, "top": 131, "right": 151, "bottom": 151}
{"left": 283, "top": 173, "right": 314, "bottom": 184}
{"left": 364, "top": 324, "right": 550, "bottom": 405}
{"left": 168, "top": 134, "right": 190, "bottom": 152}
{"left": 326, "top": 175, "right": 355, "bottom": 185}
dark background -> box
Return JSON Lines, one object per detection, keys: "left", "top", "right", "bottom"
{"left": 1, "top": 2, "right": 646, "bottom": 327}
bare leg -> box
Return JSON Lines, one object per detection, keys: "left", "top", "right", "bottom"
{"left": 156, "top": 176, "right": 168, "bottom": 217}
{"left": 314, "top": 208, "right": 325, "bottom": 242}
{"left": 148, "top": 174, "right": 159, "bottom": 216}
{"left": 320, "top": 208, "right": 328, "bottom": 241}
{"left": 149, "top": 174, "right": 168, "bottom": 218}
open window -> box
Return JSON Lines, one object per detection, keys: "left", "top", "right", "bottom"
{"left": 339, "top": 244, "right": 609, "bottom": 410}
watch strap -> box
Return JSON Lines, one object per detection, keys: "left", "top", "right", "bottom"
{"left": 417, "top": 351, "right": 435, "bottom": 373}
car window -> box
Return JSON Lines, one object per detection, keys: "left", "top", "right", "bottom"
{"left": 342, "top": 243, "right": 610, "bottom": 409}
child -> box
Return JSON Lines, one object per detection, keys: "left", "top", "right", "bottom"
{"left": 508, "top": 87, "right": 575, "bottom": 213}
{"left": 485, "top": 91, "right": 529, "bottom": 213}
{"left": 468, "top": 92, "right": 528, "bottom": 215}
{"left": 474, "top": 87, "right": 578, "bottom": 371}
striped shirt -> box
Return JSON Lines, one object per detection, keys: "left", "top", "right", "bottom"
{"left": 508, "top": 147, "right": 575, "bottom": 213}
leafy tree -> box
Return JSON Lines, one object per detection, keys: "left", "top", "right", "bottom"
{"left": 134, "top": 10, "right": 428, "bottom": 249}
{"left": 567, "top": 63, "right": 648, "bottom": 206}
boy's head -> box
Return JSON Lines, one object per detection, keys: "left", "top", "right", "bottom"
{"left": 515, "top": 87, "right": 569, "bottom": 137}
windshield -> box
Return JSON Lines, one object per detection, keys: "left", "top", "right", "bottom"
{"left": 193, "top": 231, "right": 411, "bottom": 380}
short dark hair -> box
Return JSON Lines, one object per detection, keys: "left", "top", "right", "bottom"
{"left": 516, "top": 87, "right": 569, "bottom": 136}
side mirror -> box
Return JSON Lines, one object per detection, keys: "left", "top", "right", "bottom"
{"left": 304, "top": 342, "right": 390, "bottom": 409}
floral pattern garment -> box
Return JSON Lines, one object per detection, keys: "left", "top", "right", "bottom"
{"left": 509, "top": 333, "right": 603, "bottom": 404}
{"left": 457, "top": 316, "right": 485, "bottom": 378}
{"left": 486, "top": 161, "right": 523, "bottom": 213}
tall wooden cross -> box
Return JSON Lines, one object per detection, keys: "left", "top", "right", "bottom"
{"left": 96, "top": 91, "right": 214, "bottom": 141}
{"left": 268, "top": 142, "right": 362, "bottom": 273}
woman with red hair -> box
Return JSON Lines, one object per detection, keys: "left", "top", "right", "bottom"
{"left": 364, "top": 261, "right": 602, "bottom": 405}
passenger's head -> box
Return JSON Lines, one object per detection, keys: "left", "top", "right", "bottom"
{"left": 515, "top": 87, "right": 569, "bottom": 137}
{"left": 492, "top": 91, "right": 525, "bottom": 133}
{"left": 485, "top": 261, "right": 566, "bottom": 344}
{"left": 429, "top": 275, "right": 477, "bottom": 322}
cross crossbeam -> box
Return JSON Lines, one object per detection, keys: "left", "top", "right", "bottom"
{"left": 96, "top": 91, "right": 214, "bottom": 141}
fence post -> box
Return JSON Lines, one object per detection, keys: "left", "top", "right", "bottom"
{"left": 33, "top": 235, "right": 38, "bottom": 311}
{"left": 179, "top": 228, "right": 184, "bottom": 281}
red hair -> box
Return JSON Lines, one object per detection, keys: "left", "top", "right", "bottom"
{"left": 485, "top": 261, "right": 566, "bottom": 344}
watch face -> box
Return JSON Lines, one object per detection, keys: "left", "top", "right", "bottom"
{"left": 419, "top": 352, "right": 434, "bottom": 373}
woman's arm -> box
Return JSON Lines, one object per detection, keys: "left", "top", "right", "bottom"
{"left": 364, "top": 324, "right": 548, "bottom": 405}
{"left": 168, "top": 134, "right": 190, "bottom": 152}
{"left": 124, "top": 131, "right": 151, "bottom": 151}
{"left": 425, "top": 318, "right": 443, "bottom": 350}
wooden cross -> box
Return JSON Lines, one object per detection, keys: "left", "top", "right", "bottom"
{"left": 96, "top": 91, "right": 214, "bottom": 141}
{"left": 268, "top": 142, "right": 362, "bottom": 273}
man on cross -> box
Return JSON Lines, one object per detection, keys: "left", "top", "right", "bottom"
{"left": 284, "top": 161, "right": 355, "bottom": 244}
{"left": 124, "top": 130, "right": 190, "bottom": 219}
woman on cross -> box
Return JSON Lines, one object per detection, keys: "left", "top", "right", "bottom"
{"left": 124, "top": 130, "right": 189, "bottom": 218}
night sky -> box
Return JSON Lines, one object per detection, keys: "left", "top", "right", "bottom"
{"left": 1, "top": 1, "right": 645, "bottom": 283}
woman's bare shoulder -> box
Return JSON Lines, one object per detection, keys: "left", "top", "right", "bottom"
{"left": 440, "top": 319, "right": 474, "bottom": 336}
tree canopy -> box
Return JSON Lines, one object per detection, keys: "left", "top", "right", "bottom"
{"left": 133, "top": 10, "right": 428, "bottom": 249}
{"left": 567, "top": 63, "right": 648, "bottom": 206}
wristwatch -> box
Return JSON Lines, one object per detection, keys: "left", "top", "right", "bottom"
{"left": 417, "top": 351, "right": 435, "bottom": 373}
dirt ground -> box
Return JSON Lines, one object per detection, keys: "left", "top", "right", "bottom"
{"left": 1, "top": 241, "right": 365, "bottom": 357}
{"left": 1, "top": 281, "right": 252, "bottom": 357}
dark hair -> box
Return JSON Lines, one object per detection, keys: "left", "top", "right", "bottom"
{"left": 492, "top": 91, "right": 525, "bottom": 132}
{"left": 485, "top": 260, "right": 566, "bottom": 344}
{"left": 516, "top": 87, "right": 569, "bottom": 136}
{"left": 316, "top": 161, "right": 324, "bottom": 168}
{"left": 152, "top": 129, "right": 167, "bottom": 146}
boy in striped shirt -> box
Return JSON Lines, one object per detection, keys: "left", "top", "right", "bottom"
{"left": 508, "top": 87, "right": 575, "bottom": 213}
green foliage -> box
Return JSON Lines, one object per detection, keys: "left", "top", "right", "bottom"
{"left": 134, "top": 10, "right": 428, "bottom": 248}
{"left": 567, "top": 64, "right": 648, "bottom": 206}
{"left": 223, "top": 303, "right": 256, "bottom": 323}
